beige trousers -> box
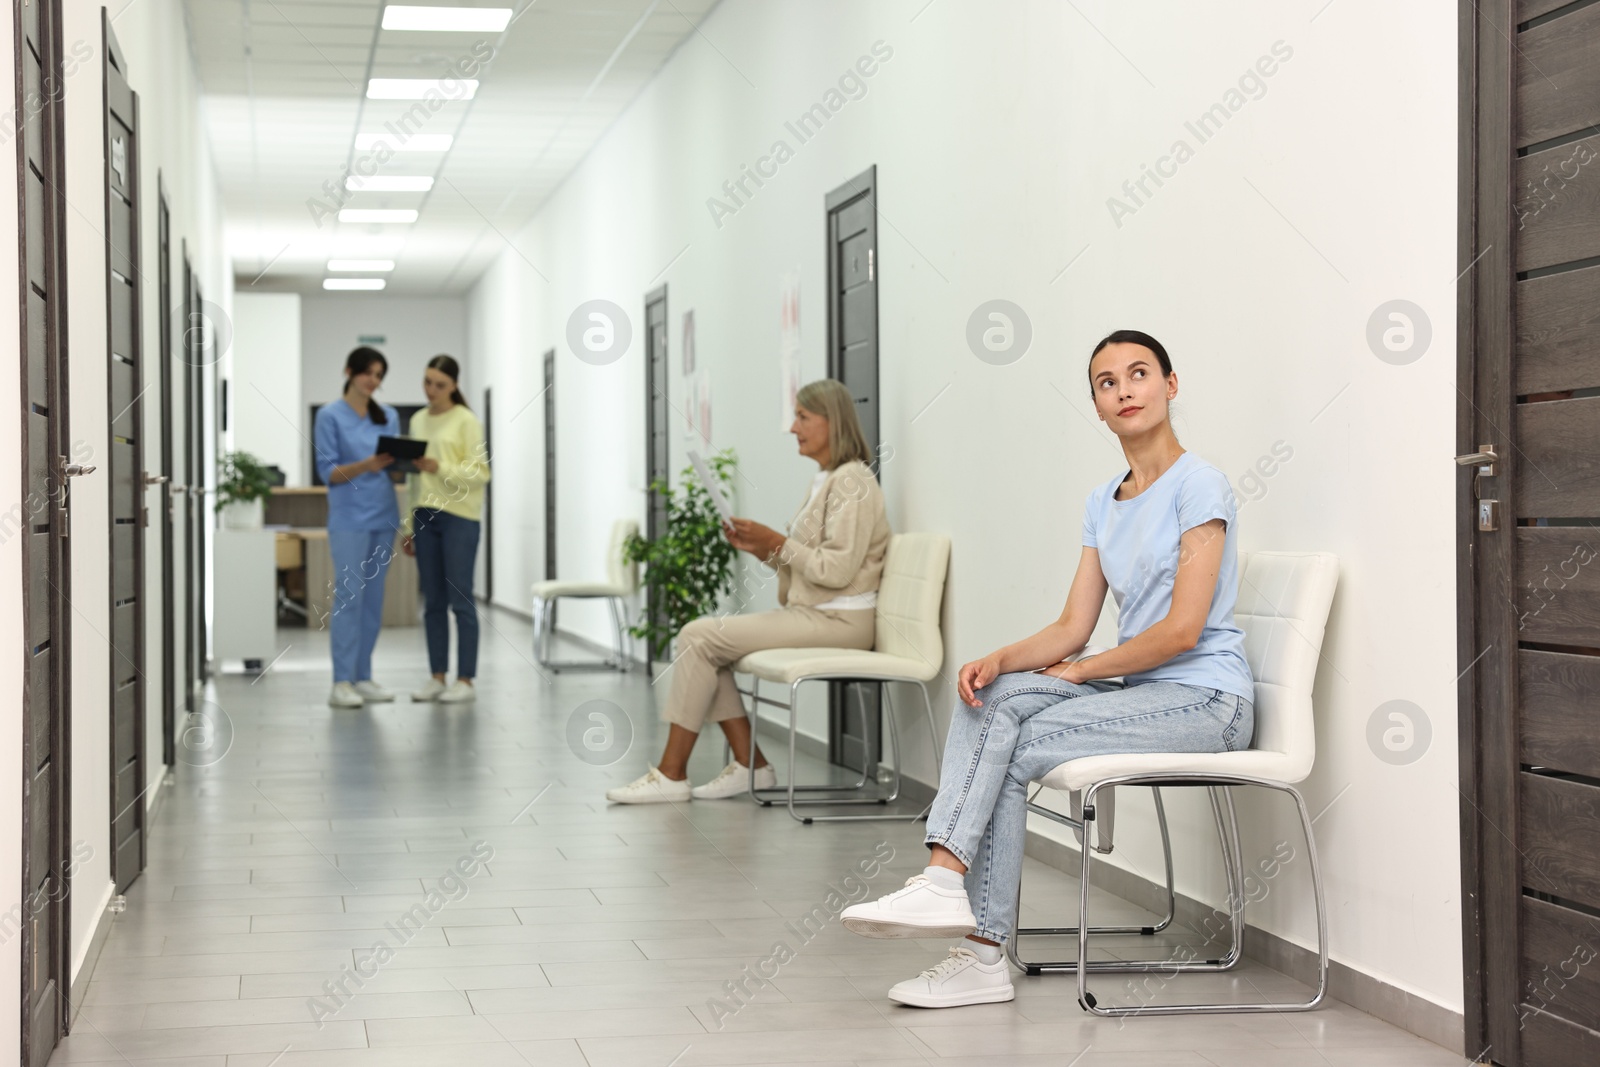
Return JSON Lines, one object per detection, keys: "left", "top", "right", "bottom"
{"left": 659, "top": 606, "right": 877, "bottom": 730}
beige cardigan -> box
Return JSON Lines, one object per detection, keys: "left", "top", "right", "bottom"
{"left": 771, "top": 460, "right": 890, "bottom": 609}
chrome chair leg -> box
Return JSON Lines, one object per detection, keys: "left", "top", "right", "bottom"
{"left": 1007, "top": 785, "right": 1178, "bottom": 975}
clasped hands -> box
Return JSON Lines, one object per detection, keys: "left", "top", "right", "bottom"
{"left": 956, "top": 653, "right": 1090, "bottom": 707}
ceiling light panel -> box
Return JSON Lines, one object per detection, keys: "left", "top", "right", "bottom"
{"left": 366, "top": 78, "right": 479, "bottom": 100}
{"left": 346, "top": 176, "right": 434, "bottom": 192}
{"left": 327, "top": 260, "right": 396, "bottom": 272}
{"left": 338, "top": 209, "right": 419, "bottom": 224}
{"left": 383, "top": 6, "right": 513, "bottom": 32}
{"left": 355, "top": 133, "right": 453, "bottom": 151}
{"left": 324, "top": 278, "right": 388, "bottom": 290}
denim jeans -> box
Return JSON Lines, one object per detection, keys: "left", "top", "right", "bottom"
{"left": 924, "top": 672, "right": 1254, "bottom": 944}
{"left": 412, "top": 509, "right": 481, "bottom": 678}
{"left": 329, "top": 528, "right": 396, "bottom": 684}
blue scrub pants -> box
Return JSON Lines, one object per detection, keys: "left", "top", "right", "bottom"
{"left": 329, "top": 528, "right": 396, "bottom": 683}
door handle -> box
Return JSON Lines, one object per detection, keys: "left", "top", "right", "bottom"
{"left": 1454, "top": 444, "right": 1497, "bottom": 477}
{"left": 143, "top": 472, "right": 168, "bottom": 486}
{"left": 59, "top": 458, "right": 96, "bottom": 478}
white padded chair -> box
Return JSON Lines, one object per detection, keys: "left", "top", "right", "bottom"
{"left": 531, "top": 519, "right": 638, "bottom": 672}
{"left": 1008, "top": 550, "right": 1339, "bottom": 1017}
{"left": 732, "top": 532, "right": 950, "bottom": 824}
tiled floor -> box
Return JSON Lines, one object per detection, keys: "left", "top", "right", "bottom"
{"left": 56, "top": 609, "right": 1465, "bottom": 1066}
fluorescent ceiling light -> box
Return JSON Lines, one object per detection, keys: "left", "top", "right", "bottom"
{"left": 383, "top": 6, "right": 512, "bottom": 32}
{"left": 367, "top": 78, "right": 479, "bottom": 100}
{"left": 324, "top": 279, "right": 387, "bottom": 291}
{"left": 338, "top": 209, "right": 418, "bottom": 224}
{"left": 346, "top": 176, "right": 434, "bottom": 192}
{"left": 355, "top": 133, "right": 453, "bottom": 152}
{"left": 327, "top": 260, "right": 395, "bottom": 272}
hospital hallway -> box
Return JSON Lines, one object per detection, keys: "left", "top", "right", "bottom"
{"left": 52, "top": 613, "right": 1458, "bottom": 1066}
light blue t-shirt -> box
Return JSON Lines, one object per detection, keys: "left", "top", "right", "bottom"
{"left": 314, "top": 397, "right": 401, "bottom": 533}
{"left": 1081, "top": 452, "right": 1254, "bottom": 701}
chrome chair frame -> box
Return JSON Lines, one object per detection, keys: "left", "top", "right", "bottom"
{"left": 735, "top": 672, "right": 944, "bottom": 824}
{"left": 531, "top": 593, "right": 632, "bottom": 673}
{"left": 1011, "top": 772, "right": 1329, "bottom": 1017}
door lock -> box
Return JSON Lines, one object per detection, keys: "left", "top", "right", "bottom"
{"left": 1477, "top": 499, "right": 1499, "bottom": 532}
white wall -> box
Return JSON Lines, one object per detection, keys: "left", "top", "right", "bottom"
{"left": 60, "top": 0, "right": 230, "bottom": 990}
{"left": 467, "top": 0, "right": 1463, "bottom": 1019}
{"left": 231, "top": 293, "right": 303, "bottom": 483}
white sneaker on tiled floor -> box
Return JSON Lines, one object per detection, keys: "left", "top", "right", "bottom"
{"left": 690, "top": 760, "right": 777, "bottom": 799}
{"left": 841, "top": 874, "right": 978, "bottom": 939}
{"left": 411, "top": 678, "right": 447, "bottom": 702}
{"left": 353, "top": 680, "right": 394, "bottom": 703}
{"left": 436, "top": 680, "right": 476, "bottom": 704}
{"left": 605, "top": 767, "right": 692, "bottom": 804}
{"left": 887, "top": 945, "right": 1015, "bottom": 1007}
{"left": 328, "top": 682, "right": 364, "bottom": 708}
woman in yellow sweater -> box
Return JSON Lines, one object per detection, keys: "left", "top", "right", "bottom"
{"left": 401, "top": 355, "right": 491, "bottom": 704}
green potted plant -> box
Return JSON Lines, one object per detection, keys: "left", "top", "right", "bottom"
{"left": 624, "top": 448, "right": 739, "bottom": 662}
{"left": 216, "top": 450, "right": 275, "bottom": 529}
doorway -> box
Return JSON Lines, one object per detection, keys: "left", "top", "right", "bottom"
{"left": 643, "top": 287, "right": 669, "bottom": 667}
{"left": 543, "top": 348, "right": 556, "bottom": 582}
{"left": 823, "top": 166, "right": 883, "bottom": 775}
{"left": 17, "top": 0, "right": 75, "bottom": 1059}
{"left": 1458, "top": 2, "right": 1600, "bottom": 1063}
{"left": 104, "top": 16, "right": 146, "bottom": 896}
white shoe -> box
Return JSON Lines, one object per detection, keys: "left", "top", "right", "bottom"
{"left": 412, "top": 678, "right": 447, "bottom": 702}
{"left": 436, "top": 680, "right": 476, "bottom": 704}
{"left": 887, "top": 945, "right": 1015, "bottom": 1008}
{"left": 690, "top": 760, "right": 777, "bottom": 799}
{"left": 328, "top": 682, "right": 364, "bottom": 708}
{"left": 354, "top": 681, "right": 394, "bottom": 703}
{"left": 605, "top": 767, "right": 692, "bottom": 805}
{"left": 841, "top": 875, "right": 978, "bottom": 939}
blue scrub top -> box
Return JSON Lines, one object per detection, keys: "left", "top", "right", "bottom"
{"left": 314, "top": 397, "right": 401, "bottom": 532}
{"left": 1082, "top": 452, "right": 1255, "bottom": 702}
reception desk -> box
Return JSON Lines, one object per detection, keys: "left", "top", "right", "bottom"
{"left": 268, "top": 486, "right": 419, "bottom": 628}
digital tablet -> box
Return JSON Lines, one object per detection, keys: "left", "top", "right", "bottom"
{"left": 377, "top": 435, "right": 427, "bottom": 473}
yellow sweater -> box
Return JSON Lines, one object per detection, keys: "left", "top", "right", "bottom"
{"left": 404, "top": 404, "right": 490, "bottom": 534}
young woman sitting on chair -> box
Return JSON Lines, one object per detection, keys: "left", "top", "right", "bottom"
{"left": 840, "top": 330, "right": 1256, "bottom": 1008}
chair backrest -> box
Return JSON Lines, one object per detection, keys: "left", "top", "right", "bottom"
{"left": 872, "top": 533, "right": 951, "bottom": 679}
{"left": 1233, "top": 550, "right": 1339, "bottom": 780}
{"left": 606, "top": 519, "right": 640, "bottom": 592}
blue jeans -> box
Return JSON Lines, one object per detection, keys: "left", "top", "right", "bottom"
{"left": 329, "top": 528, "right": 396, "bottom": 684}
{"left": 412, "top": 509, "right": 480, "bottom": 678}
{"left": 924, "top": 672, "right": 1254, "bottom": 944}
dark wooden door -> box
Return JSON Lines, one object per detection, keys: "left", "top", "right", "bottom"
{"left": 157, "top": 185, "right": 175, "bottom": 766}
{"left": 824, "top": 166, "right": 882, "bottom": 774}
{"left": 543, "top": 348, "right": 556, "bottom": 581}
{"left": 103, "top": 18, "right": 145, "bottom": 894}
{"left": 187, "top": 269, "right": 209, "bottom": 687}
{"left": 1459, "top": 2, "right": 1600, "bottom": 1063}
{"left": 643, "top": 288, "right": 668, "bottom": 665}
{"left": 181, "top": 255, "right": 197, "bottom": 705}
{"left": 17, "top": 0, "right": 75, "bottom": 1060}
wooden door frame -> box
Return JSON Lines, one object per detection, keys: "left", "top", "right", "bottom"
{"left": 643, "top": 286, "right": 668, "bottom": 667}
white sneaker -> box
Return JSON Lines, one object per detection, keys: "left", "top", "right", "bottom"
{"left": 841, "top": 875, "right": 978, "bottom": 939}
{"left": 328, "top": 682, "right": 364, "bottom": 708}
{"left": 605, "top": 767, "right": 692, "bottom": 805}
{"left": 887, "top": 945, "right": 1015, "bottom": 1008}
{"left": 690, "top": 760, "right": 777, "bottom": 799}
{"left": 354, "top": 681, "right": 394, "bottom": 703}
{"left": 436, "top": 680, "right": 476, "bottom": 704}
{"left": 412, "top": 678, "right": 447, "bottom": 702}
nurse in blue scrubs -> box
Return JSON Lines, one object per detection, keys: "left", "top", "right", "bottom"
{"left": 313, "top": 346, "right": 402, "bottom": 708}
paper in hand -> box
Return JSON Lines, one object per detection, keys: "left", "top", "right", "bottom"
{"left": 687, "top": 450, "right": 735, "bottom": 528}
